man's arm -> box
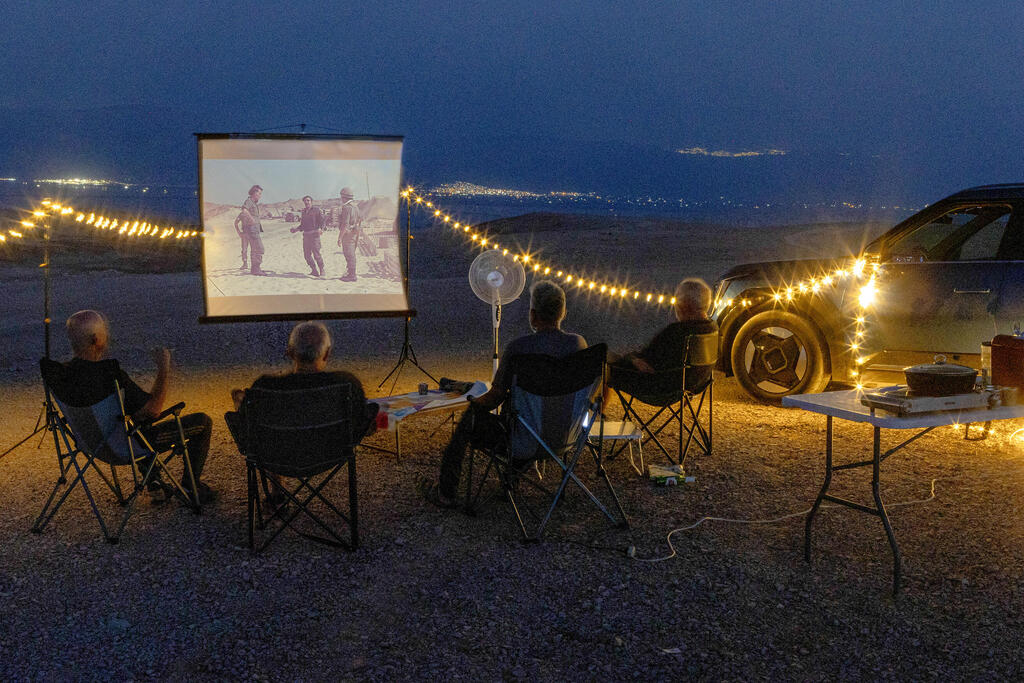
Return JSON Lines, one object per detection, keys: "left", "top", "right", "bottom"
{"left": 234, "top": 214, "right": 244, "bottom": 235}
{"left": 469, "top": 349, "right": 511, "bottom": 410}
{"left": 135, "top": 348, "right": 171, "bottom": 421}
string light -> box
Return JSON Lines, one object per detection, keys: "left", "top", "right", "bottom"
{"left": 401, "top": 188, "right": 675, "bottom": 307}
{"left": 1, "top": 200, "right": 201, "bottom": 245}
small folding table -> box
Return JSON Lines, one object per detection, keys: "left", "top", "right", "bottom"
{"left": 369, "top": 381, "right": 488, "bottom": 460}
{"left": 783, "top": 388, "right": 1024, "bottom": 594}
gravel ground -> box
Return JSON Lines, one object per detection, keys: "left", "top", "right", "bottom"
{"left": 2, "top": 217, "right": 1023, "bottom": 680}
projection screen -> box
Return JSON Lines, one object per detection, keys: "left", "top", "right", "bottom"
{"left": 197, "top": 134, "right": 411, "bottom": 321}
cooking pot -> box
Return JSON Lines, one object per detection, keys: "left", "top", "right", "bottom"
{"left": 904, "top": 355, "right": 978, "bottom": 396}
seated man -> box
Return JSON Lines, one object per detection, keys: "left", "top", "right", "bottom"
{"left": 418, "top": 280, "right": 586, "bottom": 508}
{"left": 226, "top": 322, "right": 378, "bottom": 501}
{"left": 56, "top": 310, "right": 216, "bottom": 503}
{"left": 607, "top": 277, "right": 717, "bottom": 396}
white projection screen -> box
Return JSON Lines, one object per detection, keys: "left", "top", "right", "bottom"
{"left": 197, "top": 134, "right": 412, "bottom": 322}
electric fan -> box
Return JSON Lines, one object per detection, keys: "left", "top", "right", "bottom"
{"left": 468, "top": 249, "right": 527, "bottom": 379}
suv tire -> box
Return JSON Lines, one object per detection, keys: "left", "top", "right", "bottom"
{"left": 731, "top": 310, "right": 830, "bottom": 403}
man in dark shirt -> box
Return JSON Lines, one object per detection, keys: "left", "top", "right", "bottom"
{"left": 226, "top": 322, "right": 378, "bottom": 501}
{"left": 290, "top": 195, "right": 326, "bottom": 277}
{"left": 56, "top": 310, "right": 215, "bottom": 503}
{"left": 608, "top": 277, "right": 718, "bottom": 396}
{"left": 418, "top": 280, "right": 586, "bottom": 507}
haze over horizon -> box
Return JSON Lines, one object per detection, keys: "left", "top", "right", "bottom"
{"left": 1, "top": 1, "right": 1021, "bottom": 205}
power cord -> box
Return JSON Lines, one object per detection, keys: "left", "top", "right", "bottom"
{"left": 630, "top": 458, "right": 1024, "bottom": 563}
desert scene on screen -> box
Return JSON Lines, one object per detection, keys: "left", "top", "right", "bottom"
{"left": 203, "top": 194, "right": 402, "bottom": 297}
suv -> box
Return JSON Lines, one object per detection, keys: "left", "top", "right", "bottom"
{"left": 713, "top": 184, "right": 1024, "bottom": 402}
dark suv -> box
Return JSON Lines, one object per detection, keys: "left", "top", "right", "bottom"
{"left": 713, "top": 184, "right": 1024, "bottom": 402}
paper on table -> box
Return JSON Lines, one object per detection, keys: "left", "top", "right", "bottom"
{"left": 421, "top": 381, "right": 489, "bottom": 411}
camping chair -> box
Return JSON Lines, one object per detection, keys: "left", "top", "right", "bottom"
{"left": 463, "top": 343, "right": 629, "bottom": 541}
{"left": 33, "top": 359, "right": 200, "bottom": 543}
{"left": 610, "top": 331, "right": 717, "bottom": 470}
{"left": 237, "top": 382, "right": 362, "bottom": 553}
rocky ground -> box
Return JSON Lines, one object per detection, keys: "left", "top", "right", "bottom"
{"left": 1, "top": 215, "right": 1022, "bottom": 680}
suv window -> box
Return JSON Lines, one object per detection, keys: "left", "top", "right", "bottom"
{"left": 887, "top": 205, "right": 1012, "bottom": 263}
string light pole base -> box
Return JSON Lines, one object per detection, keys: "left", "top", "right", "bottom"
{"left": 378, "top": 196, "right": 437, "bottom": 394}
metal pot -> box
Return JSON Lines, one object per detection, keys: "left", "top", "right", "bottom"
{"left": 904, "top": 355, "right": 978, "bottom": 396}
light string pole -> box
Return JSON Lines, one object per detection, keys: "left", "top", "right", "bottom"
{"left": 378, "top": 191, "right": 437, "bottom": 393}
{"left": 0, "top": 217, "right": 65, "bottom": 479}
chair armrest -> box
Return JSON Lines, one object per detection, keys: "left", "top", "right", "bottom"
{"left": 609, "top": 364, "right": 686, "bottom": 378}
{"left": 131, "top": 401, "right": 186, "bottom": 431}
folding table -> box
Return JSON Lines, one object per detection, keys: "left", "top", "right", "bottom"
{"left": 369, "top": 381, "right": 488, "bottom": 460}
{"left": 782, "top": 388, "right": 1024, "bottom": 594}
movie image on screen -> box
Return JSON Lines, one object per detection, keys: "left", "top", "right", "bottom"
{"left": 198, "top": 135, "right": 409, "bottom": 320}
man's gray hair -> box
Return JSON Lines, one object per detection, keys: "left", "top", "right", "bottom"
{"left": 288, "top": 321, "right": 331, "bottom": 363}
{"left": 530, "top": 280, "right": 566, "bottom": 324}
{"left": 674, "top": 278, "right": 713, "bottom": 313}
{"left": 66, "top": 310, "right": 108, "bottom": 355}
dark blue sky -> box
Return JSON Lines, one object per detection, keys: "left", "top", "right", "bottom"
{"left": 1, "top": 1, "right": 1022, "bottom": 196}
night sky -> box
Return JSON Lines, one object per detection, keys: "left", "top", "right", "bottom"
{"left": 1, "top": 1, "right": 1022, "bottom": 195}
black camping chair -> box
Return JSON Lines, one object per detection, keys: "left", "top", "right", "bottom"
{"left": 609, "top": 331, "right": 717, "bottom": 469}
{"left": 463, "top": 343, "right": 629, "bottom": 541}
{"left": 34, "top": 359, "right": 200, "bottom": 543}
{"left": 235, "top": 382, "right": 362, "bottom": 553}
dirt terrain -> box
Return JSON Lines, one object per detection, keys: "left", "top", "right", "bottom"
{"left": 1, "top": 214, "right": 1021, "bottom": 680}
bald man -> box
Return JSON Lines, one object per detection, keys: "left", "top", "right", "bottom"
{"left": 57, "top": 310, "right": 216, "bottom": 504}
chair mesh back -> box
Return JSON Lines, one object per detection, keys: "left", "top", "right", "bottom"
{"left": 507, "top": 344, "right": 606, "bottom": 460}
{"left": 39, "top": 358, "right": 150, "bottom": 465}
{"left": 686, "top": 332, "right": 719, "bottom": 367}
{"left": 52, "top": 393, "right": 148, "bottom": 465}
{"left": 244, "top": 383, "right": 356, "bottom": 475}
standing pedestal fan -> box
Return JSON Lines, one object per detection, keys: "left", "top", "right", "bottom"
{"left": 468, "top": 249, "right": 527, "bottom": 379}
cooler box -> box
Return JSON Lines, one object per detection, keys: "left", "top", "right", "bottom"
{"left": 991, "top": 335, "right": 1024, "bottom": 389}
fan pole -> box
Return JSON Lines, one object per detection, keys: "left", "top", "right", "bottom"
{"left": 378, "top": 195, "right": 437, "bottom": 394}
{"left": 492, "top": 298, "right": 501, "bottom": 380}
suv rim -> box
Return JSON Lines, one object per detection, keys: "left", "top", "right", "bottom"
{"left": 742, "top": 326, "right": 810, "bottom": 394}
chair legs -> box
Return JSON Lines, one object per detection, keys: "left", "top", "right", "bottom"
{"left": 614, "top": 384, "right": 713, "bottom": 470}
{"left": 464, "top": 435, "right": 629, "bottom": 542}
{"left": 32, "top": 422, "right": 200, "bottom": 544}
{"left": 247, "top": 458, "right": 358, "bottom": 554}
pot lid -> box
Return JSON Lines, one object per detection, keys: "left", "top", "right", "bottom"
{"left": 904, "top": 354, "right": 976, "bottom": 376}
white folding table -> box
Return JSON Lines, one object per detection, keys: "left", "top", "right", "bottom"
{"left": 782, "top": 389, "right": 1024, "bottom": 594}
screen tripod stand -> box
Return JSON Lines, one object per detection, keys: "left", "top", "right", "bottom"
{"left": 378, "top": 197, "right": 437, "bottom": 395}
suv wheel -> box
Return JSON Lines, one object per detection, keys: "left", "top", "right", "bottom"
{"left": 731, "top": 310, "right": 830, "bottom": 403}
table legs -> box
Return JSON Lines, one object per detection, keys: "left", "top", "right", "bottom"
{"left": 872, "top": 426, "right": 902, "bottom": 594}
{"left": 804, "top": 416, "right": 833, "bottom": 563}
{"left": 804, "top": 417, "right": 903, "bottom": 595}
